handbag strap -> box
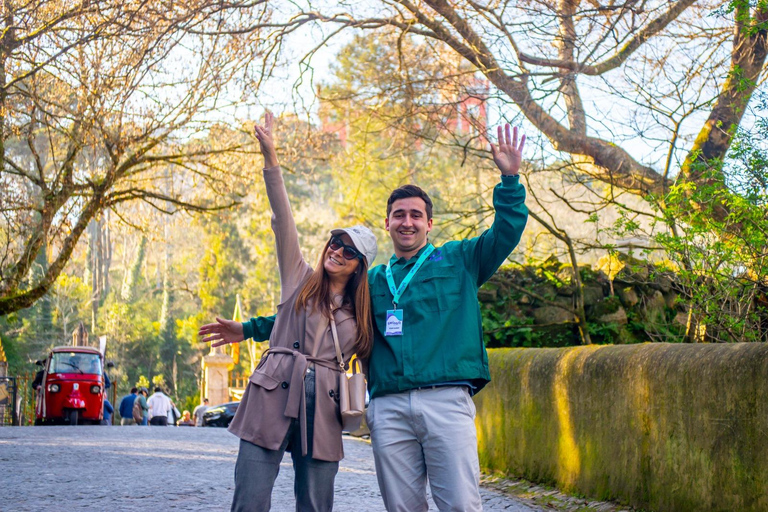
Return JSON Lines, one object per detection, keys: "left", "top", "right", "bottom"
{"left": 328, "top": 307, "right": 346, "bottom": 372}
{"left": 349, "top": 357, "right": 361, "bottom": 375}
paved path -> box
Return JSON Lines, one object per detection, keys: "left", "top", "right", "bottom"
{"left": 0, "top": 426, "right": 538, "bottom": 511}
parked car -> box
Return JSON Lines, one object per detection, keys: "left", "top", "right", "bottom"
{"left": 202, "top": 401, "right": 239, "bottom": 427}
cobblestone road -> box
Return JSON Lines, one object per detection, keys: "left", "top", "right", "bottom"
{"left": 0, "top": 426, "right": 538, "bottom": 511}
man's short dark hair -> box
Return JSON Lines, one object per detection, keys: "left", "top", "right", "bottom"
{"left": 131, "top": 387, "right": 138, "bottom": 394}
{"left": 154, "top": 387, "right": 163, "bottom": 393}
{"left": 386, "top": 184, "right": 433, "bottom": 220}
{"left": 203, "top": 398, "right": 209, "bottom": 403}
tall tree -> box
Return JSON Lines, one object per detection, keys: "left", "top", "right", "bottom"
{"left": 242, "top": 0, "right": 767, "bottom": 220}
{"left": 318, "top": 33, "right": 499, "bottom": 245}
{"left": 121, "top": 236, "right": 147, "bottom": 304}
{"left": 0, "top": 0, "right": 273, "bottom": 315}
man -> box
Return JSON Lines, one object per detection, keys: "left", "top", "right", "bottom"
{"left": 147, "top": 386, "right": 173, "bottom": 426}
{"left": 201, "top": 124, "right": 527, "bottom": 511}
{"left": 118, "top": 387, "right": 138, "bottom": 425}
{"left": 193, "top": 398, "right": 209, "bottom": 427}
{"left": 31, "top": 365, "right": 44, "bottom": 391}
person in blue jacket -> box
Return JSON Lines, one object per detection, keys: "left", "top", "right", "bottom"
{"left": 118, "top": 387, "right": 138, "bottom": 425}
{"left": 102, "top": 398, "right": 114, "bottom": 426}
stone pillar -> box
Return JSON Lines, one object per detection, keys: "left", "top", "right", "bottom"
{"left": 202, "top": 343, "right": 233, "bottom": 406}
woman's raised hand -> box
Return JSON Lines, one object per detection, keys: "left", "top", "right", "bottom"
{"left": 198, "top": 317, "right": 245, "bottom": 348}
{"left": 254, "top": 110, "right": 279, "bottom": 169}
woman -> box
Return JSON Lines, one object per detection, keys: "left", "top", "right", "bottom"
{"left": 198, "top": 111, "right": 377, "bottom": 512}
{"left": 178, "top": 410, "right": 195, "bottom": 426}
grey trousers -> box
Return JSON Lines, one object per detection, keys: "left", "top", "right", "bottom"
{"left": 231, "top": 370, "right": 339, "bottom": 512}
{"left": 367, "top": 386, "right": 482, "bottom": 512}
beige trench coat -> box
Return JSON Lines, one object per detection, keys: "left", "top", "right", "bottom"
{"left": 227, "top": 166, "right": 359, "bottom": 462}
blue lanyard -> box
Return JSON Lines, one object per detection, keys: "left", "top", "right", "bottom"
{"left": 385, "top": 244, "right": 435, "bottom": 308}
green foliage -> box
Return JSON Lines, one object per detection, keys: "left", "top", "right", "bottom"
{"left": 590, "top": 296, "right": 620, "bottom": 317}
{"left": 121, "top": 236, "right": 147, "bottom": 303}
{"left": 652, "top": 112, "right": 768, "bottom": 341}
{"left": 587, "top": 321, "right": 621, "bottom": 344}
{"left": 0, "top": 271, "right": 91, "bottom": 375}
{"left": 479, "top": 259, "right": 692, "bottom": 347}
{"left": 182, "top": 395, "right": 199, "bottom": 414}
{"left": 481, "top": 264, "right": 578, "bottom": 348}
{"left": 482, "top": 301, "right": 574, "bottom": 348}
{"left": 196, "top": 217, "right": 247, "bottom": 317}
{"left": 0, "top": 314, "right": 26, "bottom": 374}
{"left": 586, "top": 90, "right": 768, "bottom": 343}
{"left": 625, "top": 307, "right": 686, "bottom": 344}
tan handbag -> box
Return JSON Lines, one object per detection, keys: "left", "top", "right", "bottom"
{"left": 329, "top": 310, "right": 366, "bottom": 432}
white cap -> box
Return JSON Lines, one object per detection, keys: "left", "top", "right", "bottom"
{"left": 330, "top": 225, "right": 378, "bottom": 265}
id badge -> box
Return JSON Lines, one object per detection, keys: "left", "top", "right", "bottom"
{"left": 385, "top": 309, "right": 404, "bottom": 336}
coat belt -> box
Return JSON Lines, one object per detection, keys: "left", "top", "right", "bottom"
{"left": 262, "top": 347, "right": 340, "bottom": 456}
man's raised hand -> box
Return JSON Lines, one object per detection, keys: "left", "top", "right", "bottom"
{"left": 198, "top": 317, "right": 245, "bottom": 348}
{"left": 490, "top": 124, "right": 526, "bottom": 176}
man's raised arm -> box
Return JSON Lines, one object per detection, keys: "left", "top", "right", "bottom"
{"left": 461, "top": 123, "right": 529, "bottom": 285}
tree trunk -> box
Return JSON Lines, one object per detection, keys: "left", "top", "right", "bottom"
{"left": 102, "top": 210, "right": 112, "bottom": 300}
{"left": 679, "top": 4, "right": 768, "bottom": 221}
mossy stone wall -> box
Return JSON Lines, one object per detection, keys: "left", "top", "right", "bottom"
{"left": 475, "top": 344, "right": 768, "bottom": 511}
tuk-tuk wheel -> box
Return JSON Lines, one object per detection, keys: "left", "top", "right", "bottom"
{"left": 34, "top": 418, "right": 43, "bottom": 426}
{"left": 68, "top": 409, "right": 79, "bottom": 426}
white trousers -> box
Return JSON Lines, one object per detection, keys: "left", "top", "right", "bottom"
{"left": 367, "top": 386, "right": 482, "bottom": 512}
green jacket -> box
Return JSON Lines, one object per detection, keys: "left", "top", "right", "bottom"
{"left": 243, "top": 174, "right": 528, "bottom": 398}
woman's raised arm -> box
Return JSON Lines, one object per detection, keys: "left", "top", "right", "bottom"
{"left": 254, "top": 112, "right": 311, "bottom": 300}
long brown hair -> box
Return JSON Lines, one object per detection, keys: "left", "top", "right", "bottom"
{"left": 295, "top": 239, "right": 373, "bottom": 359}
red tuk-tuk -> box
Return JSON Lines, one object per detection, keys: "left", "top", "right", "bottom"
{"left": 34, "top": 346, "right": 111, "bottom": 425}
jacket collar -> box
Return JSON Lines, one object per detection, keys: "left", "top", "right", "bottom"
{"left": 391, "top": 243, "right": 432, "bottom": 267}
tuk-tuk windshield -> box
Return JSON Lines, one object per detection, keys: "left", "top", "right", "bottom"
{"left": 49, "top": 352, "right": 102, "bottom": 375}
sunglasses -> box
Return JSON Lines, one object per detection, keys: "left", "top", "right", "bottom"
{"left": 328, "top": 236, "right": 363, "bottom": 261}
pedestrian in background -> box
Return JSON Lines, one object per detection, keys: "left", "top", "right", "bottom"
{"left": 193, "top": 398, "right": 209, "bottom": 427}
{"left": 118, "top": 387, "right": 138, "bottom": 425}
{"left": 133, "top": 387, "right": 149, "bottom": 426}
{"left": 102, "top": 398, "right": 114, "bottom": 425}
{"left": 147, "top": 387, "right": 172, "bottom": 426}
{"left": 178, "top": 411, "right": 195, "bottom": 426}
{"left": 167, "top": 399, "right": 181, "bottom": 426}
